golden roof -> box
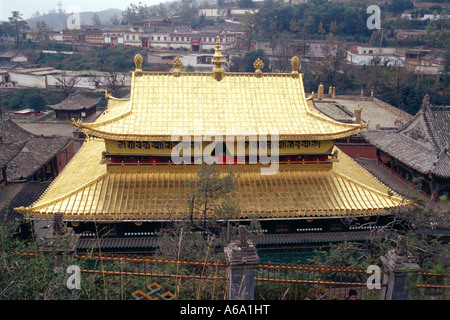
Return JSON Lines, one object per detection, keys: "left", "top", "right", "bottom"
{"left": 15, "top": 138, "right": 405, "bottom": 221}
{"left": 73, "top": 43, "right": 368, "bottom": 142}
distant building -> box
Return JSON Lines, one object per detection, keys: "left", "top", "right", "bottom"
{"left": 48, "top": 92, "right": 101, "bottom": 121}
{"left": 0, "top": 51, "right": 28, "bottom": 63}
{"left": 346, "top": 45, "right": 405, "bottom": 67}
{"left": 362, "top": 95, "right": 450, "bottom": 201}
{"left": 394, "top": 29, "right": 428, "bottom": 41}
{"left": 404, "top": 48, "right": 445, "bottom": 76}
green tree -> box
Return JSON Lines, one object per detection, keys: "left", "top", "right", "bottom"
{"left": 388, "top": 0, "right": 414, "bottom": 13}
{"left": 316, "top": 34, "right": 349, "bottom": 88}
{"left": 109, "top": 14, "right": 121, "bottom": 25}
{"left": 4, "top": 11, "right": 30, "bottom": 44}
{"left": 229, "top": 49, "right": 271, "bottom": 73}
{"left": 312, "top": 188, "right": 448, "bottom": 271}
{"left": 25, "top": 94, "right": 47, "bottom": 113}
{"left": 122, "top": 2, "right": 150, "bottom": 23}
{"left": 91, "top": 14, "right": 102, "bottom": 26}
{"left": 238, "top": 0, "right": 254, "bottom": 8}
{"left": 238, "top": 12, "right": 259, "bottom": 51}
{"left": 157, "top": 163, "right": 244, "bottom": 261}
{"left": 32, "top": 21, "right": 52, "bottom": 44}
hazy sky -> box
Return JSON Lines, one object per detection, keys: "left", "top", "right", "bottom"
{"left": 0, "top": 0, "right": 166, "bottom": 21}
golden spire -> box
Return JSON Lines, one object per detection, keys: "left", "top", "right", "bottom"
{"left": 134, "top": 54, "right": 143, "bottom": 76}
{"left": 172, "top": 57, "right": 182, "bottom": 77}
{"left": 254, "top": 58, "right": 264, "bottom": 78}
{"left": 211, "top": 36, "right": 225, "bottom": 81}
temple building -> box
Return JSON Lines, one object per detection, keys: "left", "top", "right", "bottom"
{"left": 49, "top": 92, "right": 100, "bottom": 121}
{"left": 15, "top": 38, "right": 406, "bottom": 254}
{"left": 362, "top": 95, "right": 450, "bottom": 202}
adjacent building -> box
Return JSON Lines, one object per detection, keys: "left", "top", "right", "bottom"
{"left": 0, "top": 120, "right": 74, "bottom": 183}
{"left": 363, "top": 95, "right": 450, "bottom": 201}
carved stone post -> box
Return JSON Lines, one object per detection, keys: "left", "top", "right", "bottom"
{"left": 318, "top": 83, "right": 324, "bottom": 100}
{"left": 224, "top": 225, "right": 260, "bottom": 300}
{"left": 380, "top": 236, "right": 421, "bottom": 300}
{"left": 40, "top": 213, "right": 79, "bottom": 263}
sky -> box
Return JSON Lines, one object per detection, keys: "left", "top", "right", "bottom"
{"left": 0, "top": 0, "right": 166, "bottom": 21}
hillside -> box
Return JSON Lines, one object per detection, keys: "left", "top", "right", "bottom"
{"left": 26, "top": 8, "right": 123, "bottom": 30}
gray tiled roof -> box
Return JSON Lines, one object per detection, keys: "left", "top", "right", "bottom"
{"left": 0, "top": 120, "right": 72, "bottom": 180}
{"left": 48, "top": 92, "right": 101, "bottom": 111}
{"left": 363, "top": 96, "right": 450, "bottom": 178}
{"left": 76, "top": 231, "right": 372, "bottom": 251}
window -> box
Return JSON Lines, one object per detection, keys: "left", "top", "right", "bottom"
{"left": 275, "top": 221, "right": 289, "bottom": 233}
{"left": 329, "top": 220, "right": 342, "bottom": 231}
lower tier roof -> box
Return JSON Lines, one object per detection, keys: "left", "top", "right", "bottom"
{"left": 15, "top": 139, "right": 405, "bottom": 221}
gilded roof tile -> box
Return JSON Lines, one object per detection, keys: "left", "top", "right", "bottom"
{"left": 74, "top": 58, "right": 368, "bottom": 141}
{"left": 16, "top": 139, "right": 404, "bottom": 221}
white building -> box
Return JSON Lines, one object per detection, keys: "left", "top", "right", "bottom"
{"left": 346, "top": 45, "right": 405, "bottom": 67}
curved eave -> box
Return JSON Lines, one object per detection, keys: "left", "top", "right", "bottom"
{"left": 15, "top": 154, "right": 406, "bottom": 222}
{"left": 74, "top": 124, "right": 368, "bottom": 142}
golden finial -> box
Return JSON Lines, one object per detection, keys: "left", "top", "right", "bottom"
{"left": 134, "top": 54, "right": 143, "bottom": 76}
{"left": 254, "top": 58, "right": 264, "bottom": 77}
{"left": 173, "top": 57, "right": 182, "bottom": 77}
{"left": 291, "top": 56, "right": 300, "bottom": 76}
{"left": 105, "top": 91, "right": 112, "bottom": 100}
{"left": 211, "top": 36, "right": 225, "bottom": 81}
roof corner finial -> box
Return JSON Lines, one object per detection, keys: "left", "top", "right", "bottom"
{"left": 134, "top": 54, "right": 143, "bottom": 76}
{"left": 423, "top": 93, "right": 431, "bottom": 109}
{"left": 211, "top": 36, "right": 225, "bottom": 81}
{"left": 291, "top": 56, "right": 300, "bottom": 76}
{"left": 172, "top": 56, "right": 183, "bottom": 77}
{"left": 254, "top": 58, "right": 264, "bottom": 78}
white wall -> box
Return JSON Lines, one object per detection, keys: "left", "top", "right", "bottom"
{"left": 9, "top": 72, "right": 47, "bottom": 88}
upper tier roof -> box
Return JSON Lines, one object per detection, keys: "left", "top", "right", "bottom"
{"left": 73, "top": 39, "right": 368, "bottom": 142}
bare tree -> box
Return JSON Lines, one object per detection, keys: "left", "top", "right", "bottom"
{"left": 157, "top": 163, "right": 249, "bottom": 261}
{"left": 269, "top": 33, "right": 297, "bottom": 73}
{"left": 316, "top": 34, "right": 349, "bottom": 87}
{"left": 91, "top": 70, "right": 128, "bottom": 95}
{"left": 51, "top": 70, "right": 82, "bottom": 97}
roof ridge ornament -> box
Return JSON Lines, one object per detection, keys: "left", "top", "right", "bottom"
{"left": 172, "top": 57, "right": 182, "bottom": 77}
{"left": 134, "top": 54, "right": 143, "bottom": 77}
{"left": 211, "top": 36, "right": 225, "bottom": 81}
{"left": 254, "top": 58, "right": 264, "bottom": 78}
{"left": 422, "top": 93, "right": 431, "bottom": 109}
{"left": 291, "top": 56, "right": 300, "bottom": 77}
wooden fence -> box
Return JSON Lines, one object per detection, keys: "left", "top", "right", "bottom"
{"left": 11, "top": 251, "right": 449, "bottom": 300}
{"left": 74, "top": 254, "right": 391, "bottom": 300}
